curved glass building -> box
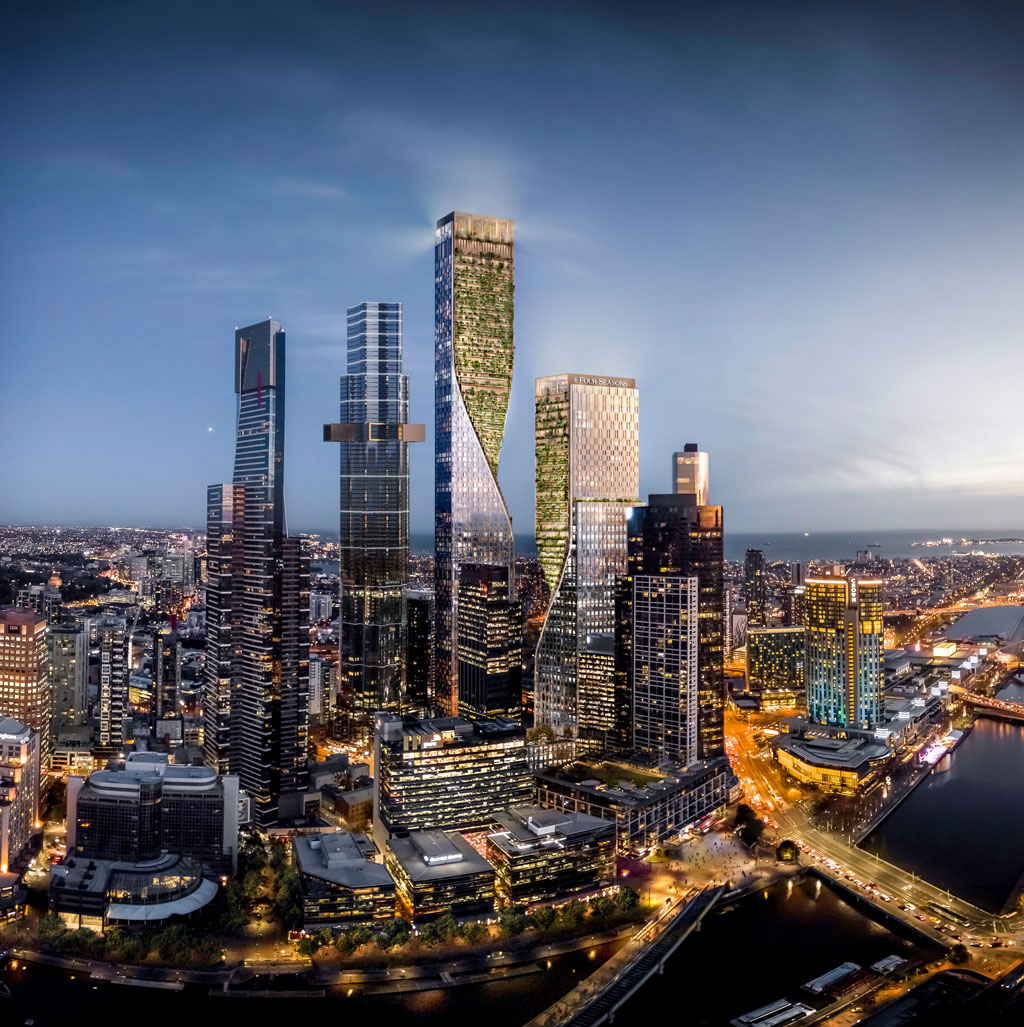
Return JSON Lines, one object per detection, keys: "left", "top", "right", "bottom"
{"left": 434, "top": 212, "right": 517, "bottom": 716}
{"left": 533, "top": 374, "right": 639, "bottom": 747}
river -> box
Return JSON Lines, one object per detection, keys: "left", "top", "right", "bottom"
{"left": 1, "top": 879, "right": 937, "bottom": 1026}
{"left": 861, "top": 718, "right": 1024, "bottom": 914}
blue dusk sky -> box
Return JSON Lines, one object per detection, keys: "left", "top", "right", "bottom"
{"left": 2, "top": 1, "right": 1024, "bottom": 535}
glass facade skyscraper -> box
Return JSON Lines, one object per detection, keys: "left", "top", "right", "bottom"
{"left": 745, "top": 547, "right": 767, "bottom": 628}
{"left": 434, "top": 212, "right": 516, "bottom": 716}
{"left": 534, "top": 374, "right": 639, "bottom": 749}
{"left": 805, "top": 570, "right": 884, "bottom": 730}
{"left": 204, "top": 319, "right": 308, "bottom": 826}
{"left": 617, "top": 494, "right": 726, "bottom": 760}
{"left": 324, "top": 302, "right": 423, "bottom": 742}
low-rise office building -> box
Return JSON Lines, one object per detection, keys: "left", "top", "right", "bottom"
{"left": 374, "top": 713, "right": 533, "bottom": 838}
{"left": 487, "top": 805, "right": 615, "bottom": 906}
{"left": 385, "top": 830, "right": 495, "bottom": 922}
{"left": 50, "top": 851, "right": 218, "bottom": 930}
{"left": 67, "top": 752, "right": 239, "bottom": 874}
{"left": 292, "top": 832, "right": 395, "bottom": 930}
{"left": 534, "top": 757, "right": 732, "bottom": 854}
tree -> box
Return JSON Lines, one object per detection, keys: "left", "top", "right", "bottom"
{"left": 530, "top": 906, "right": 558, "bottom": 934}
{"left": 950, "top": 943, "right": 970, "bottom": 965}
{"left": 432, "top": 912, "right": 458, "bottom": 943}
{"left": 498, "top": 905, "right": 529, "bottom": 938}
{"left": 336, "top": 925, "right": 373, "bottom": 955}
{"left": 735, "top": 803, "right": 757, "bottom": 825}
{"left": 153, "top": 924, "right": 192, "bottom": 963}
{"left": 297, "top": 934, "right": 322, "bottom": 957}
{"left": 418, "top": 922, "right": 442, "bottom": 948}
{"left": 613, "top": 887, "right": 639, "bottom": 913}
{"left": 776, "top": 839, "right": 800, "bottom": 863}
{"left": 588, "top": 896, "right": 616, "bottom": 923}
{"left": 526, "top": 725, "right": 555, "bottom": 743}
{"left": 219, "top": 879, "right": 250, "bottom": 934}
{"left": 375, "top": 918, "right": 412, "bottom": 951}
{"left": 38, "top": 912, "right": 65, "bottom": 948}
{"left": 559, "top": 900, "right": 586, "bottom": 930}
{"left": 739, "top": 819, "right": 765, "bottom": 848}
{"left": 273, "top": 865, "right": 303, "bottom": 931}
{"left": 459, "top": 921, "right": 486, "bottom": 944}
{"left": 242, "top": 868, "right": 263, "bottom": 898}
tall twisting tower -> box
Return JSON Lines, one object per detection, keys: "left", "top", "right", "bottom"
{"left": 434, "top": 212, "right": 516, "bottom": 716}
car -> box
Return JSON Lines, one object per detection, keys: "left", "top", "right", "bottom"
{"left": 915, "top": 914, "right": 927, "bottom": 921}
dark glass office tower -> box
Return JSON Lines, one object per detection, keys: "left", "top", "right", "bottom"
{"left": 434, "top": 213, "right": 516, "bottom": 716}
{"left": 616, "top": 494, "right": 725, "bottom": 760}
{"left": 323, "top": 303, "right": 423, "bottom": 743}
{"left": 406, "top": 591, "right": 434, "bottom": 710}
{"left": 456, "top": 564, "right": 522, "bottom": 719}
{"left": 204, "top": 319, "right": 309, "bottom": 826}
{"left": 153, "top": 627, "right": 181, "bottom": 721}
{"left": 745, "top": 548, "right": 767, "bottom": 628}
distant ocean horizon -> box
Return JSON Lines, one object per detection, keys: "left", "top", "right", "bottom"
{"left": 404, "top": 528, "right": 1024, "bottom": 563}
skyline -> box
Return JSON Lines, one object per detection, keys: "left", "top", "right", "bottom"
{"left": 4, "top": 2, "right": 1024, "bottom": 534}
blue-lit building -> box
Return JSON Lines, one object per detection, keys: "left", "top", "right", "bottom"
{"left": 324, "top": 303, "right": 423, "bottom": 742}
{"left": 434, "top": 212, "right": 517, "bottom": 717}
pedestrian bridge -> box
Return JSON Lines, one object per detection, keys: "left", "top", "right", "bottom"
{"left": 527, "top": 885, "right": 726, "bottom": 1027}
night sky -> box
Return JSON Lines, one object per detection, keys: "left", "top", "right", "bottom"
{"left": 3, "top": 1, "right": 1024, "bottom": 534}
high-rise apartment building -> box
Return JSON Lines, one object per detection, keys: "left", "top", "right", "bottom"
{"left": 0, "top": 608, "right": 52, "bottom": 770}
{"left": 203, "top": 319, "right": 309, "bottom": 826}
{"left": 457, "top": 564, "right": 522, "bottom": 719}
{"left": 617, "top": 495, "right": 725, "bottom": 759}
{"left": 16, "top": 584, "right": 61, "bottom": 624}
{"left": 672, "top": 443, "right": 709, "bottom": 505}
{"left": 434, "top": 212, "right": 516, "bottom": 716}
{"left": 805, "top": 570, "right": 884, "bottom": 730}
{"left": 48, "top": 623, "right": 87, "bottom": 743}
{"left": 0, "top": 717, "right": 39, "bottom": 874}
{"left": 534, "top": 373, "right": 640, "bottom": 749}
{"left": 94, "top": 616, "right": 127, "bottom": 751}
{"left": 324, "top": 302, "right": 423, "bottom": 742}
{"left": 631, "top": 574, "right": 700, "bottom": 765}
{"left": 747, "top": 626, "right": 806, "bottom": 701}
{"left": 153, "top": 627, "right": 181, "bottom": 721}
{"left": 745, "top": 548, "right": 767, "bottom": 628}
{"left": 406, "top": 591, "right": 434, "bottom": 710}
{"left": 203, "top": 482, "right": 243, "bottom": 774}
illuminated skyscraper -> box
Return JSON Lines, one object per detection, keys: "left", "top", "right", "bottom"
{"left": 805, "top": 570, "right": 884, "bottom": 730}
{"left": 744, "top": 548, "right": 767, "bottom": 628}
{"left": 457, "top": 564, "right": 522, "bottom": 719}
{"left": 631, "top": 574, "right": 700, "bottom": 764}
{"left": 617, "top": 494, "right": 725, "bottom": 760}
{"left": 434, "top": 212, "right": 516, "bottom": 716}
{"left": 204, "top": 319, "right": 309, "bottom": 826}
{"left": 153, "top": 627, "right": 181, "bottom": 720}
{"left": 94, "top": 615, "right": 126, "bottom": 751}
{"left": 406, "top": 591, "right": 434, "bottom": 710}
{"left": 534, "top": 374, "right": 639, "bottom": 749}
{"left": 0, "top": 607, "right": 51, "bottom": 769}
{"left": 672, "top": 443, "right": 709, "bottom": 505}
{"left": 48, "top": 623, "right": 87, "bottom": 742}
{"left": 324, "top": 302, "right": 423, "bottom": 742}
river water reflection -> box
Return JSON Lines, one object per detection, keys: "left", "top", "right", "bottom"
{"left": 862, "top": 718, "right": 1024, "bottom": 914}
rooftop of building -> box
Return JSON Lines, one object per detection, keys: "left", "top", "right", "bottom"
{"left": 376, "top": 712, "right": 525, "bottom": 747}
{"left": 537, "top": 756, "right": 731, "bottom": 806}
{"left": 387, "top": 830, "right": 494, "bottom": 883}
{"left": 292, "top": 832, "right": 393, "bottom": 890}
{"left": 488, "top": 805, "right": 613, "bottom": 852}
{"left": 776, "top": 733, "right": 890, "bottom": 771}
{"left": 0, "top": 606, "right": 46, "bottom": 629}
{"left": 0, "top": 717, "right": 32, "bottom": 743}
